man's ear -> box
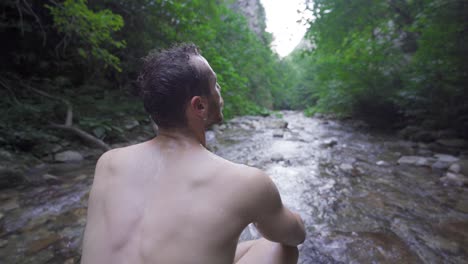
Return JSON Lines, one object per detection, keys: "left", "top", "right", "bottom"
{"left": 190, "top": 96, "right": 208, "bottom": 118}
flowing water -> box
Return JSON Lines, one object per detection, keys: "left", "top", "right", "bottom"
{"left": 0, "top": 111, "right": 467, "bottom": 263}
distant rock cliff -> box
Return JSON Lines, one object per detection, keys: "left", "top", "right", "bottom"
{"left": 229, "top": 0, "right": 267, "bottom": 41}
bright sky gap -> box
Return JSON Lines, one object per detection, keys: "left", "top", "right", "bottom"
{"left": 260, "top": 0, "right": 312, "bottom": 57}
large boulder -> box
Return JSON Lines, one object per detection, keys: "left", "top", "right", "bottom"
{"left": 54, "top": 150, "right": 84, "bottom": 163}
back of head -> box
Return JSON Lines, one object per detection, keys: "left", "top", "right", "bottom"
{"left": 137, "top": 43, "right": 211, "bottom": 128}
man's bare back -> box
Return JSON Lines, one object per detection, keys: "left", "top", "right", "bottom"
{"left": 81, "top": 44, "right": 305, "bottom": 264}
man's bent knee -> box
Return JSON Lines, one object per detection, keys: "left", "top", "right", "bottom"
{"left": 235, "top": 239, "right": 299, "bottom": 264}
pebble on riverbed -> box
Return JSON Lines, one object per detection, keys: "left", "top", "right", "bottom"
{"left": 376, "top": 160, "right": 390, "bottom": 166}
{"left": 397, "top": 156, "right": 433, "bottom": 166}
{"left": 271, "top": 153, "right": 284, "bottom": 162}
{"left": 440, "top": 172, "right": 468, "bottom": 187}
{"left": 321, "top": 138, "right": 338, "bottom": 148}
{"left": 272, "top": 131, "right": 284, "bottom": 138}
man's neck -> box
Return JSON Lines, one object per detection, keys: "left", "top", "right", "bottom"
{"left": 157, "top": 125, "right": 206, "bottom": 147}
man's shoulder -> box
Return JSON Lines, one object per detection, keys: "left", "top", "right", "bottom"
{"left": 210, "top": 155, "right": 271, "bottom": 191}
{"left": 207, "top": 152, "right": 262, "bottom": 177}
{"left": 95, "top": 142, "right": 146, "bottom": 174}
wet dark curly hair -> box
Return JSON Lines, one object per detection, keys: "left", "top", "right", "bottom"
{"left": 137, "top": 43, "right": 211, "bottom": 128}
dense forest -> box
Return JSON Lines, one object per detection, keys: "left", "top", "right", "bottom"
{"left": 1, "top": 0, "right": 467, "bottom": 153}
{"left": 287, "top": 0, "right": 468, "bottom": 137}
{"left": 0, "top": 0, "right": 286, "bottom": 152}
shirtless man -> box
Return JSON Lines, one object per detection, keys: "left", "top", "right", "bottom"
{"left": 81, "top": 44, "right": 306, "bottom": 264}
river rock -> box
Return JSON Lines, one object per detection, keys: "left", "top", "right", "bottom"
{"left": 321, "top": 138, "right": 338, "bottom": 148}
{"left": 431, "top": 160, "right": 452, "bottom": 171}
{"left": 272, "top": 131, "right": 284, "bottom": 138}
{"left": 64, "top": 258, "right": 75, "bottom": 264}
{"left": 271, "top": 153, "right": 284, "bottom": 162}
{"left": 339, "top": 163, "right": 354, "bottom": 172}
{"left": 455, "top": 160, "right": 468, "bottom": 175}
{"left": 397, "top": 156, "right": 432, "bottom": 166}
{"left": 42, "top": 174, "right": 61, "bottom": 184}
{"left": 0, "top": 198, "right": 19, "bottom": 211}
{"left": 0, "top": 150, "right": 13, "bottom": 160}
{"left": 124, "top": 119, "right": 140, "bottom": 130}
{"left": 267, "top": 120, "right": 288, "bottom": 129}
{"left": 54, "top": 151, "right": 84, "bottom": 163}
{"left": 436, "top": 139, "right": 468, "bottom": 148}
{"left": 434, "top": 154, "right": 459, "bottom": 163}
{"left": 440, "top": 172, "right": 468, "bottom": 187}
{"left": 376, "top": 160, "right": 390, "bottom": 166}
{"left": 448, "top": 163, "right": 461, "bottom": 174}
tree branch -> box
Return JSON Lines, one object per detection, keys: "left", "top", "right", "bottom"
{"left": 15, "top": 0, "right": 24, "bottom": 36}
{"left": 0, "top": 77, "right": 21, "bottom": 106}
{"left": 19, "top": 82, "right": 110, "bottom": 151}
{"left": 27, "top": 85, "right": 73, "bottom": 126}
{"left": 50, "top": 124, "right": 111, "bottom": 151}
{"left": 21, "top": 0, "right": 47, "bottom": 46}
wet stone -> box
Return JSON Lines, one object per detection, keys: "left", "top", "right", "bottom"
{"left": 434, "top": 154, "right": 459, "bottom": 163}
{"left": 449, "top": 163, "right": 461, "bottom": 174}
{"left": 42, "top": 173, "right": 61, "bottom": 184}
{"left": 397, "top": 156, "right": 432, "bottom": 166}
{"left": 55, "top": 151, "right": 84, "bottom": 163}
{"left": 124, "top": 119, "right": 140, "bottom": 130}
{"left": 271, "top": 153, "right": 284, "bottom": 162}
{"left": 26, "top": 234, "right": 60, "bottom": 254}
{"left": 431, "top": 160, "right": 452, "bottom": 171}
{"left": 74, "top": 174, "right": 87, "bottom": 182}
{"left": 273, "top": 131, "right": 284, "bottom": 138}
{"left": 0, "top": 198, "right": 19, "bottom": 211}
{"left": 339, "top": 164, "right": 354, "bottom": 172}
{"left": 321, "top": 138, "right": 338, "bottom": 148}
{"left": 0, "top": 239, "right": 7, "bottom": 248}
{"left": 440, "top": 172, "right": 468, "bottom": 187}
{"left": 64, "top": 258, "right": 75, "bottom": 264}
{"left": 376, "top": 160, "right": 390, "bottom": 166}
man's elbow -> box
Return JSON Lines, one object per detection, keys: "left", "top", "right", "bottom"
{"left": 291, "top": 213, "right": 306, "bottom": 245}
{"left": 287, "top": 227, "right": 306, "bottom": 246}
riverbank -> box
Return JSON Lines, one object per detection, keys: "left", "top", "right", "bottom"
{"left": 1, "top": 111, "right": 467, "bottom": 263}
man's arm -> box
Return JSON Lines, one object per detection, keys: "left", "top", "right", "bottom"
{"left": 246, "top": 168, "right": 306, "bottom": 247}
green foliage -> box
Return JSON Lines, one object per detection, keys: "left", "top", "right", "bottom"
{"left": 46, "top": 0, "right": 125, "bottom": 71}
{"left": 1, "top": 0, "right": 294, "bottom": 150}
{"left": 286, "top": 0, "right": 468, "bottom": 133}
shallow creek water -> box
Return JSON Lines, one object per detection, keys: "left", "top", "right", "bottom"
{"left": 0, "top": 111, "right": 467, "bottom": 263}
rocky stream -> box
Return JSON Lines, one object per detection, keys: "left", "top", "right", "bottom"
{"left": 0, "top": 111, "right": 467, "bottom": 263}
